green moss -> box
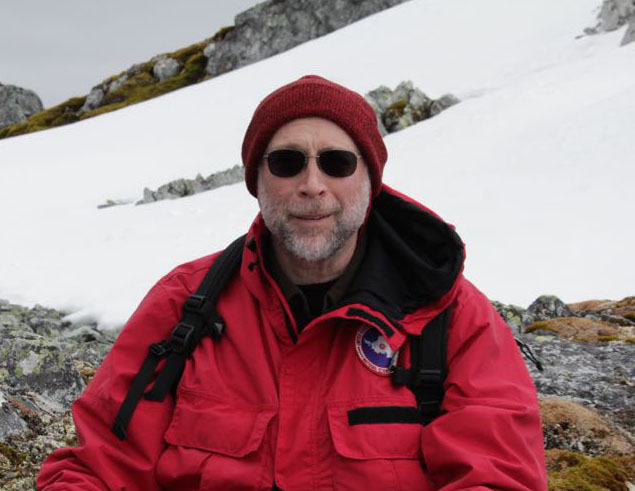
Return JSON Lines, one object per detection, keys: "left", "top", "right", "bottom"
{"left": 0, "top": 442, "right": 26, "bottom": 467}
{"left": 0, "top": 97, "right": 86, "bottom": 139}
{"left": 80, "top": 51, "right": 207, "bottom": 120}
{"left": 625, "top": 337, "right": 635, "bottom": 345}
{"left": 547, "top": 451, "right": 635, "bottom": 491}
{"left": 0, "top": 31, "right": 218, "bottom": 139}
{"left": 210, "top": 25, "right": 234, "bottom": 42}
{"left": 597, "top": 335, "right": 619, "bottom": 342}
{"left": 386, "top": 98, "right": 408, "bottom": 116}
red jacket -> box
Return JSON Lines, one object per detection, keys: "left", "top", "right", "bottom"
{"left": 38, "top": 185, "right": 547, "bottom": 490}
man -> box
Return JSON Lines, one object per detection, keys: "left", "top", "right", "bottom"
{"left": 38, "top": 75, "right": 547, "bottom": 490}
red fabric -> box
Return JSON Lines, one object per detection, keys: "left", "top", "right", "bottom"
{"left": 37, "top": 188, "right": 547, "bottom": 491}
{"left": 241, "top": 75, "right": 387, "bottom": 198}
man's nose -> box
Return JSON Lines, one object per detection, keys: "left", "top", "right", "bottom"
{"left": 297, "top": 157, "right": 327, "bottom": 197}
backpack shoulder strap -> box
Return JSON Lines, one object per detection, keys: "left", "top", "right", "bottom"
{"left": 111, "top": 234, "right": 246, "bottom": 440}
{"left": 391, "top": 307, "right": 451, "bottom": 425}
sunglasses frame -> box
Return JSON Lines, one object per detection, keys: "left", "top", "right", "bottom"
{"left": 263, "top": 148, "right": 362, "bottom": 178}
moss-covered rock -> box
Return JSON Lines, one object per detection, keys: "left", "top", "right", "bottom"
{"left": 0, "top": 97, "right": 85, "bottom": 139}
{"left": 526, "top": 317, "right": 632, "bottom": 343}
{"left": 0, "top": 36, "right": 212, "bottom": 139}
{"left": 546, "top": 449, "right": 635, "bottom": 490}
{"left": 540, "top": 398, "right": 635, "bottom": 456}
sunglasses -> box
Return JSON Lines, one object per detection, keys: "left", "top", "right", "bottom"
{"left": 264, "top": 149, "right": 360, "bottom": 178}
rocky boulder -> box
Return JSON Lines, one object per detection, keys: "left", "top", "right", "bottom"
{"left": 525, "top": 316, "right": 632, "bottom": 343}
{"left": 365, "top": 81, "right": 459, "bottom": 136}
{"left": 0, "top": 301, "right": 117, "bottom": 444}
{"left": 152, "top": 57, "right": 181, "bottom": 81}
{"left": 136, "top": 164, "right": 245, "bottom": 205}
{"left": 623, "top": 17, "right": 635, "bottom": 45}
{"left": 598, "top": 0, "right": 635, "bottom": 31}
{"left": 205, "top": 0, "right": 410, "bottom": 76}
{"left": 540, "top": 398, "right": 635, "bottom": 456}
{"left": 0, "top": 83, "right": 44, "bottom": 130}
{"left": 589, "top": 0, "right": 635, "bottom": 46}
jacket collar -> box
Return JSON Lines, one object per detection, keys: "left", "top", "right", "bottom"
{"left": 240, "top": 184, "right": 465, "bottom": 341}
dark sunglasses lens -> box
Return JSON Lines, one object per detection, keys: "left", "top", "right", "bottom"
{"left": 267, "top": 150, "right": 306, "bottom": 177}
{"left": 319, "top": 150, "right": 358, "bottom": 177}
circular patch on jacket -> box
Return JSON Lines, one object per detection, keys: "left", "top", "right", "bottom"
{"left": 355, "top": 325, "right": 398, "bottom": 376}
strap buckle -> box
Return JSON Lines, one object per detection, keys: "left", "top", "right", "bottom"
{"left": 184, "top": 294, "right": 206, "bottom": 313}
{"left": 170, "top": 322, "right": 195, "bottom": 354}
{"left": 149, "top": 340, "right": 172, "bottom": 357}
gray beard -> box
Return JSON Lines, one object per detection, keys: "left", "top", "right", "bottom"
{"left": 258, "top": 181, "right": 370, "bottom": 262}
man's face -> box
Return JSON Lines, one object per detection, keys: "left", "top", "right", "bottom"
{"left": 257, "top": 117, "right": 371, "bottom": 263}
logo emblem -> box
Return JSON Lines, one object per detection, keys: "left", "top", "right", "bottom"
{"left": 355, "top": 325, "right": 398, "bottom": 376}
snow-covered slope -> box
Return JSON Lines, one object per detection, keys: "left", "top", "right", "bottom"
{"left": 1, "top": 0, "right": 633, "bottom": 328}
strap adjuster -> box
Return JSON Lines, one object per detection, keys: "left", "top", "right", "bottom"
{"left": 171, "top": 322, "right": 195, "bottom": 354}
{"left": 149, "top": 340, "right": 171, "bottom": 357}
{"left": 413, "top": 369, "right": 443, "bottom": 386}
{"left": 184, "top": 294, "right": 206, "bottom": 312}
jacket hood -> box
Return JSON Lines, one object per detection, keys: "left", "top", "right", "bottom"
{"left": 243, "top": 184, "right": 465, "bottom": 333}
{"left": 340, "top": 184, "right": 465, "bottom": 323}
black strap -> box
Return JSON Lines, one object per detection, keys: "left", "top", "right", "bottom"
{"left": 515, "top": 337, "right": 544, "bottom": 371}
{"left": 348, "top": 406, "right": 423, "bottom": 425}
{"left": 111, "top": 234, "right": 246, "bottom": 440}
{"left": 392, "top": 308, "right": 450, "bottom": 425}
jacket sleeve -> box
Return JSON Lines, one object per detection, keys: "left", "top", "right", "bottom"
{"left": 37, "top": 280, "right": 186, "bottom": 490}
{"left": 421, "top": 280, "right": 547, "bottom": 491}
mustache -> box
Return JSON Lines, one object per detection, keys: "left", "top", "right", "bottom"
{"left": 286, "top": 200, "right": 341, "bottom": 216}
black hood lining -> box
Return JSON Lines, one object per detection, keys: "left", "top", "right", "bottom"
{"left": 340, "top": 190, "right": 464, "bottom": 321}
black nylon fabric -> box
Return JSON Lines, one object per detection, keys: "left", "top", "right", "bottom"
{"left": 341, "top": 190, "right": 464, "bottom": 321}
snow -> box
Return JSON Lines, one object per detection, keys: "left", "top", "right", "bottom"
{"left": 0, "top": 0, "right": 633, "bottom": 329}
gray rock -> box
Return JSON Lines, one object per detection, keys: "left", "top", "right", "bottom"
{"left": 137, "top": 165, "right": 245, "bottom": 205}
{"left": 203, "top": 42, "right": 218, "bottom": 58}
{"left": 97, "top": 198, "right": 133, "bottom": 209}
{"left": 108, "top": 75, "right": 128, "bottom": 93}
{"left": 0, "top": 331, "right": 85, "bottom": 411}
{"left": 492, "top": 301, "right": 534, "bottom": 333}
{"left": 621, "top": 17, "right": 635, "bottom": 45}
{"left": 598, "top": 0, "right": 635, "bottom": 31}
{"left": 0, "top": 83, "right": 44, "bottom": 130}
{"left": 62, "top": 325, "right": 103, "bottom": 343}
{"left": 524, "top": 332, "right": 635, "bottom": 435}
{"left": 152, "top": 57, "right": 181, "bottom": 81}
{"left": 0, "top": 389, "right": 28, "bottom": 442}
{"left": 205, "top": 0, "right": 410, "bottom": 76}
{"left": 79, "top": 87, "right": 105, "bottom": 113}
{"left": 527, "top": 295, "right": 573, "bottom": 321}
{"left": 429, "top": 94, "right": 460, "bottom": 117}
{"left": 364, "top": 81, "right": 456, "bottom": 135}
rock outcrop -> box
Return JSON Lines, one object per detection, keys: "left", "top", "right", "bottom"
{"left": 137, "top": 164, "right": 245, "bottom": 205}
{"left": 205, "top": 0, "right": 410, "bottom": 77}
{"left": 1, "top": 0, "right": 411, "bottom": 140}
{"left": 0, "top": 83, "right": 44, "bottom": 130}
{"left": 588, "top": 0, "right": 635, "bottom": 45}
{"left": 364, "top": 81, "right": 459, "bottom": 136}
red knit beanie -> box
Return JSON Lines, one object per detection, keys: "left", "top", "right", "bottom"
{"left": 241, "top": 75, "right": 387, "bottom": 198}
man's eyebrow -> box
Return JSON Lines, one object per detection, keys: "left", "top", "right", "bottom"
{"left": 267, "top": 143, "right": 305, "bottom": 151}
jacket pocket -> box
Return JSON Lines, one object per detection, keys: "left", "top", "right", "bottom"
{"left": 159, "top": 388, "right": 276, "bottom": 490}
{"left": 165, "top": 388, "right": 276, "bottom": 456}
{"left": 327, "top": 401, "right": 434, "bottom": 491}
{"left": 327, "top": 401, "right": 423, "bottom": 460}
